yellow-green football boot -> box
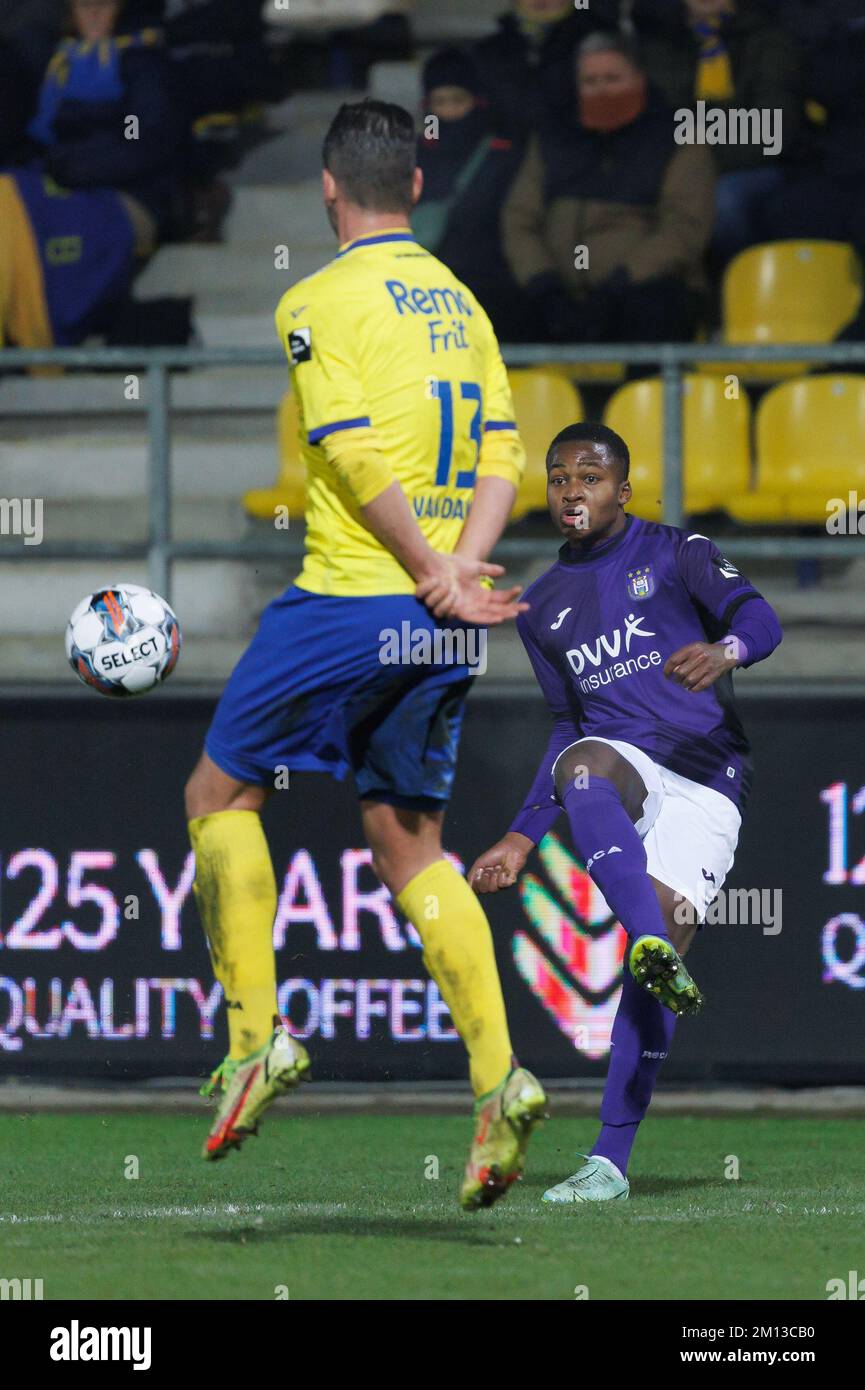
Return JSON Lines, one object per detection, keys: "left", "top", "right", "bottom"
{"left": 630, "top": 934, "right": 704, "bottom": 1015}
{"left": 200, "top": 1019, "right": 311, "bottom": 1160}
{"left": 460, "top": 1066, "right": 547, "bottom": 1211}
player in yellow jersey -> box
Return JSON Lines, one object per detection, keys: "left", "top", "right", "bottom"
{"left": 184, "top": 101, "right": 546, "bottom": 1209}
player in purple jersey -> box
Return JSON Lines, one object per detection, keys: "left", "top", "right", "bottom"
{"left": 468, "top": 422, "right": 782, "bottom": 1204}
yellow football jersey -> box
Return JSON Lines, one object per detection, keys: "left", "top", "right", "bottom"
{"left": 274, "top": 227, "right": 525, "bottom": 597}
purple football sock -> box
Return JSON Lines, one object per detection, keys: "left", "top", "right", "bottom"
{"left": 590, "top": 969, "right": 677, "bottom": 1176}
{"left": 560, "top": 775, "right": 670, "bottom": 942}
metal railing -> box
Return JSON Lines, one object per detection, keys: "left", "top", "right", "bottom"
{"left": 3, "top": 340, "right": 865, "bottom": 602}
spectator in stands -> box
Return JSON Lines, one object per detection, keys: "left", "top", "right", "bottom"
{"left": 632, "top": 0, "right": 803, "bottom": 264}
{"left": 502, "top": 32, "right": 715, "bottom": 344}
{"left": 27, "top": 0, "right": 184, "bottom": 241}
{"left": 0, "top": 0, "right": 64, "bottom": 87}
{"left": 471, "top": 0, "right": 621, "bottom": 148}
{"left": 1, "top": 1, "right": 193, "bottom": 348}
{"left": 123, "top": 0, "right": 293, "bottom": 122}
{"left": 414, "top": 47, "right": 530, "bottom": 342}
{"left": 753, "top": 2, "right": 865, "bottom": 243}
{"left": 0, "top": 2, "right": 63, "bottom": 161}
{"left": 0, "top": 167, "right": 140, "bottom": 350}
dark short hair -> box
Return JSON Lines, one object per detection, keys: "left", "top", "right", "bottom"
{"left": 546, "top": 422, "right": 630, "bottom": 480}
{"left": 322, "top": 100, "right": 416, "bottom": 213}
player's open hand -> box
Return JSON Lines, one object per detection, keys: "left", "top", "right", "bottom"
{"left": 664, "top": 640, "right": 739, "bottom": 693}
{"left": 415, "top": 554, "right": 527, "bottom": 625}
{"left": 468, "top": 832, "right": 532, "bottom": 893}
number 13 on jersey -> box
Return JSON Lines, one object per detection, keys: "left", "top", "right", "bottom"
{"left": 430, "top": 379, "right": 482, "bottom": 489}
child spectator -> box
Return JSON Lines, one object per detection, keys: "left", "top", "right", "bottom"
{"left": 414, "top": 47, "right": 530, "bottom": 342}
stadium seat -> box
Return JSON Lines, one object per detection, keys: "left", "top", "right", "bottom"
{"left": 603, "top": 375, "right": 751, "bottom": 522}
{"left": 732, "top": 375, "right": 865, "bottom": 525}
{"left": 508, "top": 369, "right": 585, "bottom": 520}
{"left": 703, "top": 241, "right": 863, "bottom": 382}
{"left": 243, "top": 389, "right": 306, "bottom": 521}
{"left": 527, "top": 359, "right": 625, "bottom": 385}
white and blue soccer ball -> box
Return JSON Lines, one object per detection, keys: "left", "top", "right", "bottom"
{"left": 65, "top": 583, "right": 182, "bottom": 697}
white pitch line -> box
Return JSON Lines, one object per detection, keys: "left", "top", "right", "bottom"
{"left": 0, "top": 1200, "right": 348, "bottom": 1227}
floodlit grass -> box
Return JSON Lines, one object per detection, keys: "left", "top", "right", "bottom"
{"left": 1, "top": 1111, "right": 862, "bottom": 1300}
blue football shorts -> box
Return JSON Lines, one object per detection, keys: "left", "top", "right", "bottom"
{"left": 204, "top": 586, "right": 477, "bottom": 809}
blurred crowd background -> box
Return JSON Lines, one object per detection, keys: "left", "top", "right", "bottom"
{"left": 2, "top": 0, "right": 865, "bottom": 351}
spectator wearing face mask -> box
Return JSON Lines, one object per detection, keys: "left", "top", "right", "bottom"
{"left": 414, "top": 47, "right": 530, "bottom": 342}
{"left": 502, "top": 32, "right": 715, "bottom": 344}
{"left": 632, "top": 0, "right": 804, "bottom": 264}
{"left": 471, "top": 0, "right": 621, "bottom": 149}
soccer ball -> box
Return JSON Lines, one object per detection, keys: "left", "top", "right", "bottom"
{"left": 65, "top": 583, "right": 182, "bottom": 697}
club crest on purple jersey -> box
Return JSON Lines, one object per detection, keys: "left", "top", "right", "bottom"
{"left": 626, "top": 565, "right": 655, "bottom": 601}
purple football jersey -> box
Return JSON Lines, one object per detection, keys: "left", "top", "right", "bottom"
{"left": 510, "top": 515, "right": 783, "bottom": 837}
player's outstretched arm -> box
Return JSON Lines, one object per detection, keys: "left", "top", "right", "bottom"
{"left": 468, "top": 832, "right": 534, "bottom": 894}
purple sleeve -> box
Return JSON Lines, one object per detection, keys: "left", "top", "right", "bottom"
{"left": 675, "top": 532, "right": 782, "bottom": 667}
{"left": 675, "top": 532, "right": 758, "bottom": 619}
{"left": 509, "top": 613, "right": 580, "bottom": 844}
{"left": 509, "top": 716, "right": 579, "bottom": 843}
{"left": 727, "top": 595, "right": 783, "bottom": 668}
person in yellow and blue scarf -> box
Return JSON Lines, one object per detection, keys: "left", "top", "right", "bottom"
{"left": 28, "top": 0, "right": 182, "bottom": 239}
{"left": 633, "top": 0, "right": 804, "bottom": 265}
{"left": 1, "top": 0, "right": 188, "bottom": 350}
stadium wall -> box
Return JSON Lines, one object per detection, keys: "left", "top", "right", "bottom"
{"left": 0, "top": 690, "right": 862, "bottom": 1085}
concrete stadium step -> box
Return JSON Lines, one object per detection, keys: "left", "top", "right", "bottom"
{"left": 4, "top": 497, "right": 249, "bottom": 544}
{"left": 0, "top": 560, "right": 289, "bottom": 639}
{"left": 1, "top": 420, "right": 277, "bottom": 499}
{"left": 0, "top": 633, "right": 248, "bottom": 686}
{"left": 194, "top": 312, "right": 284, "bottom": 346}
{"left": 0, "top": 368, "right": 289, "bottom": 416}
{"left": 221, "top": 181, "right": 330, "bottom": 248}
{"left": 133, "top": 243, "right": 329, "bottom": 303}
{"left": 227, "top": 95, "right": 339, "bottom": 187}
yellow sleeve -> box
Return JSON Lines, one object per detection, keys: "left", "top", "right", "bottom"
{"left": 274, "top": 289, "right": 395, "bottom": 507}
{"left": 475, "top": 306, "right": 525, "bottom": 490}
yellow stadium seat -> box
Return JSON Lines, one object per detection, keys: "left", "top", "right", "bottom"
{"left": 508, "top": 369, "right": 585, "bottom": 520}
{"left": 731, "top": 375, "right": 865, "bottom": 525}
{"left": 603, "top": 375, "right": 751, "bottom": 522}
{"left": 244, "top": 389, "right": 307, "bottom": 522}
{"left": 703, "top": 240, "right": 863, "bottom": 382}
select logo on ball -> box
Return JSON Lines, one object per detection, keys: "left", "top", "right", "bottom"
{"left": 65, "top": 584, "right": 182, "bottom": 697}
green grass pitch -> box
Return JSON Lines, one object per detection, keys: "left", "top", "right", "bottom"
{"left": 1, "top": 1111, "right": 862, "bottom": 1300}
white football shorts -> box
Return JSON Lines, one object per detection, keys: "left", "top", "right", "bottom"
{"left": 552, "top": 736, "right": 742, "bottom": 922}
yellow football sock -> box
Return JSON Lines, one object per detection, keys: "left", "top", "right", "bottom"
{"left": 188, "top": 809, "right": 278, "bottom": 1060}
{"left": 396, "top": 858, "right": 513, "bottom": 1098}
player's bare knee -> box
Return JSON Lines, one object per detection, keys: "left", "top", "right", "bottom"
{"left": 554, "top": 747, "right": 591, "bottom": 802}
{"left": 185, "top": 756, "right": 263, "bottom": 820}
{"left": 184, "top": 765, "right": 208, "bottom": 820}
